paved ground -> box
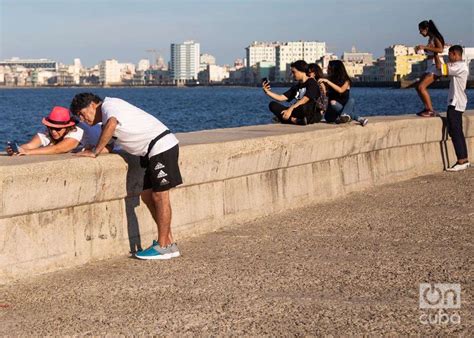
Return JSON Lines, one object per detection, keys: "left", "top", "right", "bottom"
{"left": 0, "top": 169, "right": 472, "bottom": 335}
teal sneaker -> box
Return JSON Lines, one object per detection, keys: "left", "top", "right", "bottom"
{"left": 135, "top": 241, "right": 180, "bottom": 260}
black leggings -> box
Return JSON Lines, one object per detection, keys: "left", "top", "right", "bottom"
{"left": 447, "top": 105, "right": 468, "bottom": 161}
{"left": 268, "top": 101, "right": 306, "bottom": 125}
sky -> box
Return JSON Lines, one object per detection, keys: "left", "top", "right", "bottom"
{"left": 0, "top": 0, "right": 473, "bottom": 67}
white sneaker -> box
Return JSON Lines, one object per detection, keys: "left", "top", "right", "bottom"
{"left": 358, "top": 117, "right": 369, "bottom": 126}
{"left": 446, "top": 162, "right": 470, "bottom": 172}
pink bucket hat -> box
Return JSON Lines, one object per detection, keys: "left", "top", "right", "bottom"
{"left": 42, "top": 106, "right": 76, "bottom": 128}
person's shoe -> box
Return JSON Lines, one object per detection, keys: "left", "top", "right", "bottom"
{"left": 135, "top": 241, "right": 180, "bottom": 260}
{"left": 446, "top": 162, "right": 470, "bottom": 172}
{"left": 358, "top": 117, "right": 369, "bottom": 126}
{"left": 336, "top": 114, "right": 351, "bottom": 124}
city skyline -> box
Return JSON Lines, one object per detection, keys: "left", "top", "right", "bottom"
{"left": 1, "top": 0, "right": 473, "bottom": 67}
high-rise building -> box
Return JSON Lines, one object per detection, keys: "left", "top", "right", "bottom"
{"left": 137, "top": 59, "right": 151, "bottom": 72}
{"left": 342, "top": 47, "right": 374, "bottom": 64}
{"left": 384, "top": 45, "right": 426, "bottom": 81}
{"left": 0, "top": 57, "right": 58, "bottom": 71}
{"left": 275, "top": 41, "right": 326, "bottom": 81}
{"left": 342, "top": 47, "right": 374, "bottom": 80}
{"left": 246, "top": 41, "right": 280, "bottom": 68}
{"left": 99, "top": 59, "right": 121, "bottom": 85}
{"left": 170, "top": 40, "right": 200, "bottom": 82}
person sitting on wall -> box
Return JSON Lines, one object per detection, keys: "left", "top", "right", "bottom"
{"left": 5, "top": 106, "right": 85, "bottom": 156}
{"left": 70, "top": 93, "right": 183, "bottom": 260}
{"left": 262, "top": 60, "right": 323, "bottom": 125}
{"left": 307, "top": 63, "right": 329, "bottom": 115}
{"left": 318, "top": 60, "right": 368, "bottom": 126}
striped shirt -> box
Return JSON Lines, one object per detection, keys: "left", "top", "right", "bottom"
{"left": 440, "top": 61, "right": 469, "bottom": 111}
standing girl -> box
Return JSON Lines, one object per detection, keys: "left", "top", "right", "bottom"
{"left": 415, "top": 20, "right": 445, "bottom": 117}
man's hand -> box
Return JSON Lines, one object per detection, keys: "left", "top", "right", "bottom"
{"left": 281, "top": 108, "right": 293, "bottom": 120}
{"left": 262, "top": 81, "right": 271, "bottom": 93}
{"left": 75, "top": 149, "right": 97, "bottom": 158}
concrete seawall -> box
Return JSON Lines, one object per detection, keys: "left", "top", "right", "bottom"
{"left": 1, "top": 112, "right": 473, "bottom": 283}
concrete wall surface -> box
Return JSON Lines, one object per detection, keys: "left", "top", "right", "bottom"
{"left": 1, "top": 112, "right": 473, "bottom": 283}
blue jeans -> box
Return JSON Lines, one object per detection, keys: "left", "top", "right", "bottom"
{"left": 325, "top": 98, "right": 360, "bottom": 122}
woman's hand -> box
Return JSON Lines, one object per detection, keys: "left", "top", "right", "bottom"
{"left": 415, "top": 45, "right": 425, "bottom": 53}
{"left": 318, "top": 78, "right": 328, "bottom": 84}
{"left": 17, "top": 146, "right": 28, "bottom": 156}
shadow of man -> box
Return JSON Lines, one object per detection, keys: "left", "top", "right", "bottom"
{"left": 118, "top": 152, "right": 145, "bottom": 255}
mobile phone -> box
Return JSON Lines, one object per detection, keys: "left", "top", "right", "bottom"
{"left": 261, "top": 78, "right": 268, "bottom": 84}
{"left": 7, "top": 141, "right": 19, "bottom": 154}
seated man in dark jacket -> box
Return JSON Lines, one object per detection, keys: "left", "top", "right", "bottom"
{"left": 263, "top": 60, "right": 322, "bottom": 125}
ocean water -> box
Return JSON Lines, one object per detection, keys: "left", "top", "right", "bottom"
{"left": 0, "top": 86, "right": 473, "bottom": 145}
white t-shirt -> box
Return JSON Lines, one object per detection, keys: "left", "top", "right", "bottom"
{"left": 37, "top": 126, "right": 84, "bottom": 147}
{"left": 101, "top": 97, "right": 178, "bottom": 157}
{"left": 441, "top": 61, "right": 469, "bottom": 111}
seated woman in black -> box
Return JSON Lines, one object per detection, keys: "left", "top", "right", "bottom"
{"left": 263, "top": 60, "right": 321, "bottom": 125}
{"left": 318, "top": 60, "right": 368, "bottom": 126}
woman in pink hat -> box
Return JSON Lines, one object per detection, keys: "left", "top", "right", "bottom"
{"left": 6, "top": 106, "right": 84, "bottom": 155}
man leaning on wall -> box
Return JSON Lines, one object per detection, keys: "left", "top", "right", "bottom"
{"left": 70, "top": 93, "right": 183, "bottom": 260}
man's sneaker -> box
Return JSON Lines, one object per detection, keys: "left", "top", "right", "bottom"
{"left": 446, "top": 162, "right": 470, "bottom": 172}
{"left": 358, "top": 117, "right": 369, "bottom": 126}
{"left": 135, "top": 241, "right": 180, "bottom": 260}
{"left": 336, "top": 114, "right": 351, "bottom": 124}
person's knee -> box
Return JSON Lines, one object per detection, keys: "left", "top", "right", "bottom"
{"left": 330, "top": 100, "right": 337, "bottom": 106}
{"left": 151, "top": 190, "right": 170, "bottom": 204}
{"left": 269, "top": 101, "right": 278, "bottom": 112}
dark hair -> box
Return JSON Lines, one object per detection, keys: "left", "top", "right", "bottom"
{"left": 290, "top": 60, "right": 308, "bottom": 73}
{"left": 418, "top": 20, "right": 445, "bottom": 46}
{"left": 449, "top": 45, "right": 463, "bottom": 56}
{"left": 49, "top": 125, "right": 77, "bottom": 145}
{"left": 307, "top": 63, "right": 323, "bottom": 79}
{"left": 70, "top": 93, "right": 102, "bottom": 115}
{"left": 327, "top": 60, "right": 351, "bottom": 86}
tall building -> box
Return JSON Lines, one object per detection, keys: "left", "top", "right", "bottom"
{"left": 342, "top": 46, "right": 374, "bottom": 64}
{"left": 275, "top": 41, "right": 326, "bottom": 81}
{"left": 200, "top": 53, "right": 216, "bottom": 72}
{"left": 342, "top": 47, "right": 374, "bottom": 80}
{"left": 384, "top": 45, "right": 426, "bottom": 81}
{"left": 99, "top": 59, "right": 121, "bottom": 85}
{"left": 170, "top": 40, "right": 200, "bottom": 82}
{"left": 137, "top": 59, "right": 150, "bottom": 72}
{"left": 0, "top": 57, "right": 58, "bottom": 71}
{"left": 246, "top": 41, "right": 280, "bottom": 68}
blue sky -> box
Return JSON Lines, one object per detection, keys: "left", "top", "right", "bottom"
{"left": 0, "top": 0, "right": 473, "bottom": 66}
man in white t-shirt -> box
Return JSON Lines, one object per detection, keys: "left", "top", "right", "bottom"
{"left": 70, "top": 93, "right": 182, "bottom": 260}
{"left": 435, "top": 45, "right": 470, "bottom": 171}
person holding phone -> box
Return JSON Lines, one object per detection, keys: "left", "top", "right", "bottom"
{"left": 5, "top": 106, "right": 84, "bottom": 156}
{"left": 262, "top": 60, "right": 322, "bottom": 125}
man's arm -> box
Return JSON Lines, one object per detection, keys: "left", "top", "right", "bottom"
{"left": 94, "top": 117, "right": 118, "bottom": 155}
{"left": 76, "top": 117, "right": 118, "bottom": 157}
{"left": 281, "top": 96, "right": 310, "bottom": 120}
{"left": 263, "top": 82, "right": 289, "bottom": 102}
